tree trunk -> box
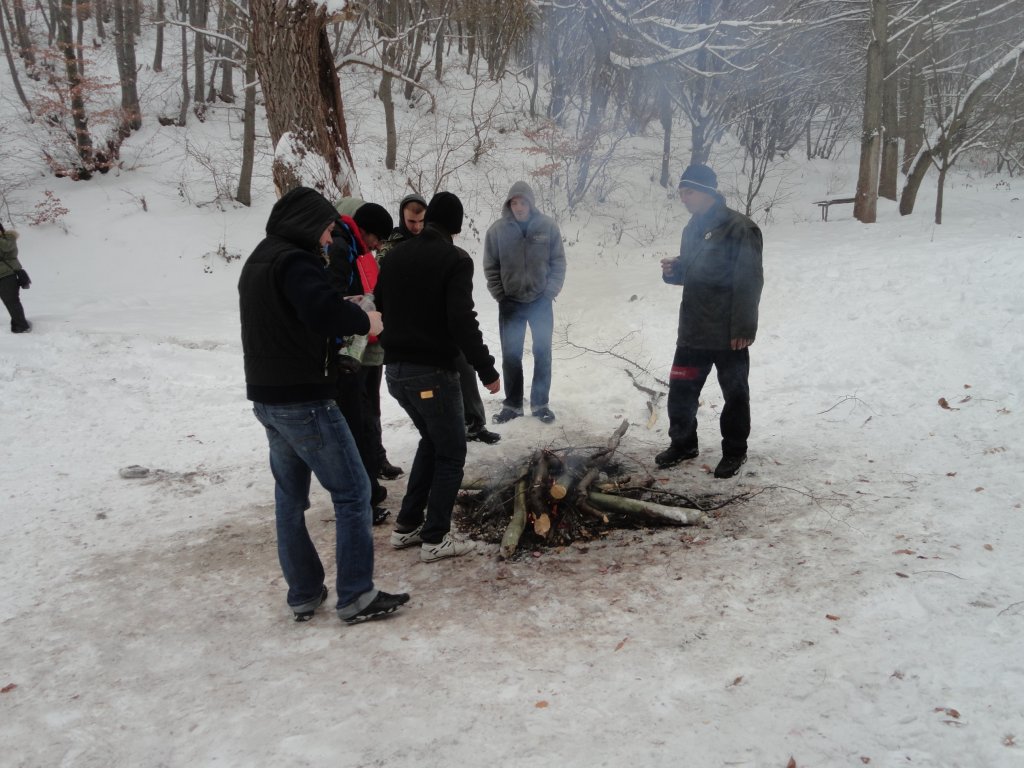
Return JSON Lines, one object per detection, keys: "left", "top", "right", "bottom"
{"left": 935, "top": 162, "right": 946, "bottom": 225}
{"left": 8, "top": 0, "right": 35, "bottom": 67}
{"left": 176, "top": 0, "right": 189, "bottom": 126}
{"left": 659, "top": 83, "right": 672, "bottom": 187}
{"left": 152, "top": 0, "right": 163, "bottom": 71}
{"left": 854, "top": 0, "right": 887, "bottom": 223}
{"left": 92, "top": 0, "right": 103, "bottom": 38}
{"left": 0, "top": 0, "right": 32, "bottom": 115}
{"left": 235, "top": 35, "right": 255, "bottom": 207}
{"left": 217, "top": 0, "right": 235, "bottom": 102}
{"left": 250, "top": 0, "right": 356, "bottom": 197}
{"left": 878, "top": 36, "right": 899, "bottom": 200}
{"left": 901, "top": 58, "right": 923, "bottom": 175}
{"left": 112, "top": 0, "right": 141, "bottom": 132}
{"left": 190, "top": 0, "right": 207, "bottom": 104}
{"left": 57, "top": 0, "right": 94, "bottom": 175}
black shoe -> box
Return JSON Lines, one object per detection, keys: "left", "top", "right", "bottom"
{"left": 371, "top": 485, "right": 387, "bottom": 506}
{"left": 655, "top": 444, "right": 699, "bottom": 468}
{"left": 492, "top": 407, "right": 522, "bottom": 424}
{"left": 467, "top": 427, "right": 501, "bottom": 444}
{"left": 532, "top": 407, "right": 556, "bottom": 424}
{"left": 372, "top": 507, "right": 391, "bottom": 526}
{"left": 378, "top": 460, "right": 404, "bottom": 480}
{"left": 11, "top": 322, "right": 31, "bottom": 334}
{"left": 714, "top": 454, "right": 747, "bottom": 479}
{"left": 293, "top": 585, "right": 329, "bottom": 622}
{"left": 342, "top": 590, "right": 410, "bottom": 625}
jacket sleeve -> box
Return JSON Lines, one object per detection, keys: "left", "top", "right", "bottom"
{"left": 545, "top": 221, "right": 566, "bottom": 299}
{"left": 446, "top": 257, "right": 499, "bottom": 385}
{"left": 281, "top": 253, "right": 370, "bottom": 338}
{"left": 730, "top": 223, "right": 764, "bottom": 340}
{"left": 482, "top": 226, "right": 504, "bottom": 302}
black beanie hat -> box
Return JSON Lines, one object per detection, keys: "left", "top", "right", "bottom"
{"left": 353, "top": 202, "right": 394, "bottom": 240}
{"left": 425, "top": 192, "right": 464, "bottom": 235}
{"left": 678, "top": 164, "right": 718, "bottom": 193}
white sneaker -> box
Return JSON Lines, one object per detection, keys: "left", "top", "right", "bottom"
{"left": 420, "top": 533, "right": 475, "bottom": 563}
{"left": 390, "top": 525, "right": 423, "bottom": 549}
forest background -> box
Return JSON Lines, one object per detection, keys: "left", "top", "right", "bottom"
{"left": 2, "top": 1, "right": 1024, "bottom": 767}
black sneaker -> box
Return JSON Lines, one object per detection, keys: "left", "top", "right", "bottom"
{"left": 372, "top": 507, "right": 391, "bottom": 526}
{"left": 378, "top": 459, "right": 404, "bottom": 480}
{"left": 293, "top": 585, "right": 329, "bottom": 622}
{"left": 655, "top": 444, "right": 699, "bottom": 468}
{"left": 714, "top": 453, "right": 747, "bottom": 479}
{"left": 492, "top": 407, "right": 522, "bottom": 424}
{"left": 467, "top": 427, "right": 501, "bottom": 444}
{"left": 341, "top": 591, "right": 410, "bottom": 624}
{"left": 532, "top": 407, "right": 556, "bottom": 424}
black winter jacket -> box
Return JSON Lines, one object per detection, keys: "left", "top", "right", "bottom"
{"left": 239, "top": 187, "right": 370, "bottom": 403}
{"left": 663, "top": 198, "right": 763, "bottom": 349}
{"left": 376, "top": 224, "right": 499, "bottom": 385}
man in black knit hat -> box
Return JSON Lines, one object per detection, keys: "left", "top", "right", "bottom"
{"left": 657, "top": 163, "right": 764, "bottom": 479}
{"left": 375, "top": 192, "right": 501, "bottom": 562}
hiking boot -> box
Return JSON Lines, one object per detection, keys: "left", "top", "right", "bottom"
{"left": 341, "top": 590, "right": 410, "bottom": 625}
{"left": 467, "top": 426, "right": 501, "bottom": 444}
{"left": 11, "top": 322, "right": 31, "bottom": 334}
{"left": 372, "top": 507, "right": 391, "bottom": 526}
{"left": 293, "top": 585, "right": 329, "bottom": 622}
{"left": 492, "top": 407, "right": 523, "bottom": 424}
{"left": 714, "top": 453, "right": 747, "bottom": 479}
{"left": 532, "top": 406, "right": 556, "bottom": 424}
{"left": 390, "top": 524, "right": 423, "bottom": 549}
{"left": 655, "top": 444, "right": 699, "bottom": 468}
{"left": 420, "top": 533, "right": 475, "bottom": 563}
{"left": 378, "top": 459, "right": 404, "bottom": 480}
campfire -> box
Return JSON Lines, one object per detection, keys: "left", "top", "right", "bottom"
{"left": 455, "top": 421, "right": 712, "bottom": 559}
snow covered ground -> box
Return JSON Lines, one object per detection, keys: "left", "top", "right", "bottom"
{"left": 2, "top": 68, "right": 1023, "bottom": 768}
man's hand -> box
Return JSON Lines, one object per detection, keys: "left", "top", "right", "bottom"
{"left": 730, "top": 338, "right": 753, "bottom": 350}
{"left": 660, "top": 257, "right": 678, "bottom": 277}
{"left": 484, "top": 376, "right": 501, "bottom": 395}
{"left": 367, "top": 311, "right": 383, "bottom": 337}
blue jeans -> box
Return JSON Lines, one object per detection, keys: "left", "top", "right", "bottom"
{"left": 252, "top": 400, "right": 377, "bottom": 616}
{"left": 385, "top": 364, "right": 466, "bottom": 544}
{"left": 498, "top": 296, "right": 553, "bottom": 410}
{"left": 667, "top": 346, "right": 751, "bottom": 457}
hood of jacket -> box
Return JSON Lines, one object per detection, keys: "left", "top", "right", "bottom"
{"left": 504, "top": 181, "right": 536, "bottom": 212}
{"left": 397, "top": 193, "right": 428, "bottom": 238}
{"left": 264, "top": 187, "right": 338, "bottom": 253}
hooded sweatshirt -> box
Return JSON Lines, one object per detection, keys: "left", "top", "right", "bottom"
{"left": 238, "top": 187, "right": 370, "bottom": 403}
{"left": 482, "top": 181, "right": 566, "bottom": 303}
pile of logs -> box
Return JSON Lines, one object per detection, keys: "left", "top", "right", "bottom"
{"left": 456, "top": 420, "right": 707, "bottom": 559}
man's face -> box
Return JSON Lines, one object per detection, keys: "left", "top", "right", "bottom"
{"left": 679, "top": 187, "right": 715, "bottom": 216}
{"left": 363, "top": 232, "right": 381, "bottom": 251}
{"left": 403, "top": 206, "right": 425, "bottom": 236}
{"left": 319, "top": 221, "right": 335, "bottom": 247}
{"left": 509, "top": 196, "right": 531, "bottom": 222}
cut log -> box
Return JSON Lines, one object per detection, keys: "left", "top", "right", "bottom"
{"left": 500, "top": 475, "right": 530, "bottom": 559}
{"left": 586, "top": 491, "right": 705, "bottom": 526}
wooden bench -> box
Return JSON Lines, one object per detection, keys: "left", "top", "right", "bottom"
{"left": 814, "top": 196, "right": 857, "bottom": 221}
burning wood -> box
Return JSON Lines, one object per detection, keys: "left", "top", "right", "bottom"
{"left": 455, "top": 420, "right": 708, "bottom": 559}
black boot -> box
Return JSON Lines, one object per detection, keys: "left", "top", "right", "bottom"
{"left": 655, "top": 444, "right": 699, "bottom": 468}
{"left": 714, "top": 453, "right": 747, "bottom": 479}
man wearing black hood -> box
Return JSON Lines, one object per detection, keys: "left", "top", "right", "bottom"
{"left": 376, "top": 192, "right": 501, "bottom": 563}
{"left": 381, "top": 193, "right": 502, "bottom": 446}
{"left": 657, "top": 164, "right": 764, "bottom": 479}
{"left": 239, "top": 186, "right": 409, "bottom": 624}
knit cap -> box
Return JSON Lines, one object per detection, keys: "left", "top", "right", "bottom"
{"left": 424, "top": 192, "right": 464, "bottom": 235}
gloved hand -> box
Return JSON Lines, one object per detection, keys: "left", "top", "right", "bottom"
{"left": 15, "top": 270, "right": 30, "bottom": 289}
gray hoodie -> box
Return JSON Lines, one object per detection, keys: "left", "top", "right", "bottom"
{"left": 482, "top": 181, "right": 566, "bottom": 303}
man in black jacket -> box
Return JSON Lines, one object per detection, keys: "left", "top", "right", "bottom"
{"left": 375, "top": 192, "right": 501, "bottom": 562}
{"left": 657, "top": 164, "right": 764, "bottom": 479}
{"left": 239, "top": 186, "right": 409, "bottom": 624}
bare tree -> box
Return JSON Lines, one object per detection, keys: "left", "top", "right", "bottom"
{"left": 250, "top": 0, "right": 356, "bottom": 197}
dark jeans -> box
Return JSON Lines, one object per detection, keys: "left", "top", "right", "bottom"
{"left": 455, "top": 351, "right": 486, "bottom": 432}
{"left": 335, "top": 365, "right": 383, "bottom": 499}
{"left": 0, "top": 274, "right": 29, "bottom": 332}
{"left": 667, "top": 346, "right": 751, "bottom": 457}
{"left": 385, "top": 363, "right": 466, "bottom": 544}
{"left": 252, "top": 400, "right": 376, "bottom": 616}
{"left": 498, "top": 296, "right": 553, "bottom": 410}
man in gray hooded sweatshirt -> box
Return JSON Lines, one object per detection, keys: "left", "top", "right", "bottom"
{"left": 483, "top": 181, "right": 566, "bottom": 424}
